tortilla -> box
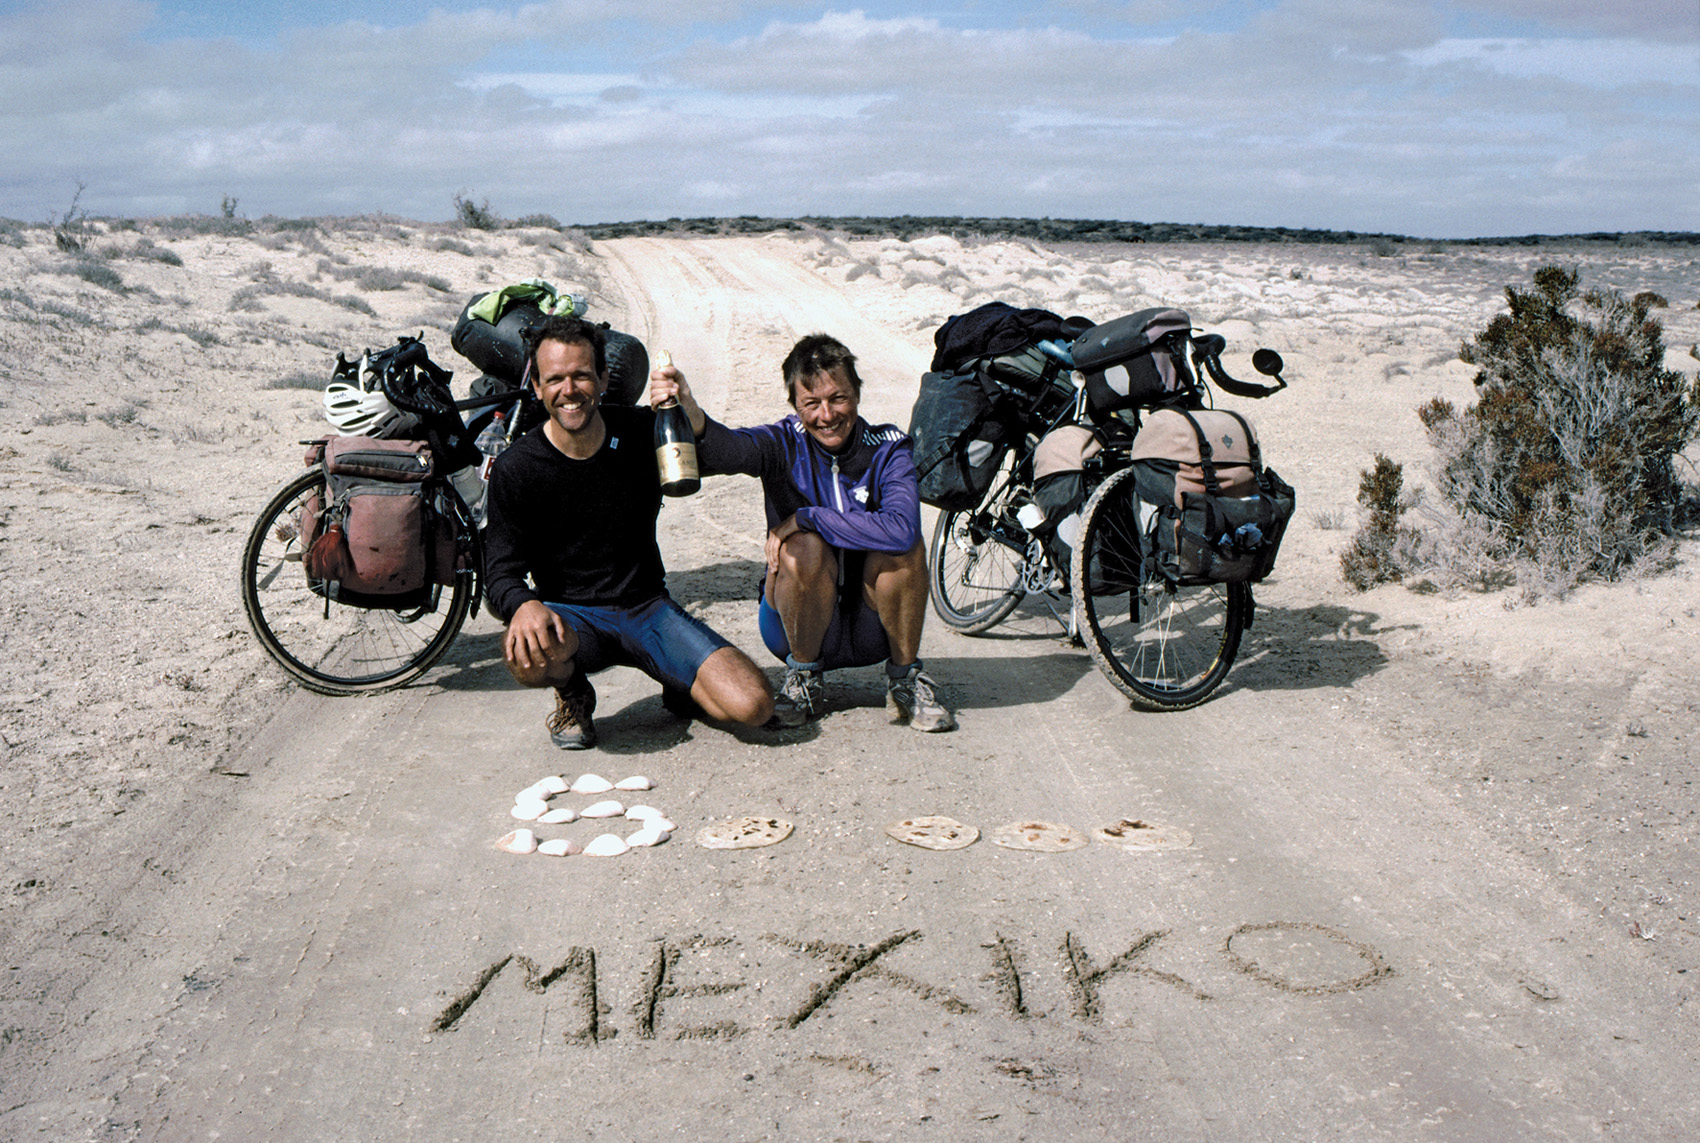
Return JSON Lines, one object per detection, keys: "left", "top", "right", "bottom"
{"left": 696, "top": 815, "right": 794, "bottom": 850}
{"left": 991, "top": 820, "right": 1087, "bottom": 852}
{"left": 884, "top": 815, "right": 978, "bottom": 850}
{"left": 1092, "top": 818, "right": 1193, "bottom": 851}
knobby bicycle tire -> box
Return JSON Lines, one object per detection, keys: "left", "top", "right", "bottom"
{"left": 1072, "top": 466, "right": 1248, "bottom": 710}
{"left": 928, "top": 480, "right": 1033, "bottom": 634}
{"left": 240, "top": 467, "right": 479, "bottom": 695}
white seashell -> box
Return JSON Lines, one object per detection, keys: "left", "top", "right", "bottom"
{"left": 537, "top": 807, "right": 577, "bottom": 825}
{"left": 581, "top": 799, "right": 625, "bottom": 818}
{"left": 614, "top": 775, "right": 654, "bottom": 791}
{"left": 626, "top": 825, "right": 671, "bottom": 848}
{"left": 570, "top": 773, "right": 614, "bottom": 795}
{"left": 495, "top": 829, "right": 536, "bottom": 854}
{"left": 583, "top": 833, "right": 629, "bottom": 857}
{"left": 625, "top": 804, "right": 663, "bottom": 820}
{"left": 511, "top": 798, "right": 549, "bottom": 821}
{"left": 644, "top": 817, "right": 676, "bottom": 834}
{"left": 537, "top": 838, "right": 581, "bottom": 857}
{"left": 538, "top": 775, "right": 569, "bottom": 795}
{"left": 518, "top": 784, "right": 555, "bottom": 803}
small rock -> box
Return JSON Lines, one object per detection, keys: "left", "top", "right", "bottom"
{"left": 615, "top": 775, "right": 654, "bottom": 791}
{"left": 537, "top": 838, "right": 580, "bottom": 857}
{"left": 537, "top": 807, "right": 577, "bottom": 825}
{"left": 495, "top": 829, "right": 537, "bottom": 854}
{"left": 582, "top": 799, "right": 625, "bottom": 818}
{"left": 570, "top": 773, "right": 614, "bottom": 795}
{"left": 584, "top": 834, "right": 629, "bottom": 857}
{"left": 511, "top": 798, "right": 549, "bottom": 821}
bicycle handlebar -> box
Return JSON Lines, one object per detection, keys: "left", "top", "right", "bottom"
{"left": 1190, "top": 335, "right": 1286, "bottom": 399}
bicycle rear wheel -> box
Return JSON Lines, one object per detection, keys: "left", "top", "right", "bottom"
{"left": 928, "top": 480, "right": 1037, "bottom": 634}
{"left": 1072, "top": 466, "right": 1248, "bottom": 710}
{"left": 240, "top": 468, "right": 478, "bottom": 694}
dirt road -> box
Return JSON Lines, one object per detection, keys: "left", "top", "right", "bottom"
{"left": 4, "top": 231, "right": 1698, "bottom": 1141}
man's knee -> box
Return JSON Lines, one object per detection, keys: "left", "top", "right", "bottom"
{"left": 504, "top": 626, "right": 577, "bottom": 688}
{"left": 693, "top": 647, "right": 775, "bottom": 727}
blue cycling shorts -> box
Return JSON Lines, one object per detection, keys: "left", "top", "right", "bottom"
{"left": 757, "top": 587, "right": 890, "bottom": 671}
{"left": 545, "top": 595, "right": 731, "bottom": 692}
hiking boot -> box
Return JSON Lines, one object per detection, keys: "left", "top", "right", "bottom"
{"left": 547, "top": 675, "right": 597, "bottom": 749}
{"left": 886, "top": 663, "right": 956, "bottom": 733}
{"left": 767, "top": 661, "right": 823, "bottom": 729}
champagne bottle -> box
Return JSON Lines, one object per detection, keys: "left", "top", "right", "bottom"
{"left": 652, "top": 350, "right": 701, "bottom": 497}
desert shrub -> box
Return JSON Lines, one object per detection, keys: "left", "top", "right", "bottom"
{"left": 156, "top": 214, "right": 253, "bottom": 238}
{"left": 314, "top": 260, "right": 452, "bottom": 293}
{"left": 95, "top": 398, "right": 149, "bottom": 427}
{"left": 72, "top": 258, "right": 127, "bottom": 292}
{"left": 1348, "top": 265, "right": 1699, "bottom": 596}
{"left": 433, "top": 237, "right": 475, "bottom": 256}
{"left": 230, "top": 279, "right": 377, "bottom": 317}
{"left": 52, "top": 183, "right": 89, "bottom": 253}
{"left": 512, "top": 213, "right": 562, "bottom": 229}
{"left": 136, "top": 316, "right": 221, "bottom": 346}
{"left": 453, "top": 192, "right": 501, "bottom": 231}
{"left": 0, "top": 218, "right": 25, "bottom": 247}
{"left": 1341, "top": 454, "right": 1420, "bottom": 589}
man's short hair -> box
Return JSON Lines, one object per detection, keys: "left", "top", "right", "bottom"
{"left": 782, "top": 333, "right": 861, "bottom": 405}
{"left": 527, "top": 314, "right": 606, "bottom": 380}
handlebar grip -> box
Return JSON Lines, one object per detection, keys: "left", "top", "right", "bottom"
{"left": 1200, "top": 350, "right": 1286, "bottom": 399}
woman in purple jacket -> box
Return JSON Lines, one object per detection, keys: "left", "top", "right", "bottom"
{"left": 650, "top": 334, "right": 956, "bottom": 732}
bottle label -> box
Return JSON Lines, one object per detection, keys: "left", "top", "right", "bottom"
{"left": 656, "top": 442, "right": 699, "bottom": 485}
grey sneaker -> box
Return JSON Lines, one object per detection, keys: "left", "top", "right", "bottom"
{"left": 767, "top": 663, "right": 823, "bottom": 729}
{"left": 547, "top": 675, "right": 597, "bottom": 749}
{"left": 887, "top": 664, "right": 956, "bottom": 732}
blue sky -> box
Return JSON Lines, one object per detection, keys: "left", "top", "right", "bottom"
{"left": 1, "top": 0, "right": 1694, "bottom": 237}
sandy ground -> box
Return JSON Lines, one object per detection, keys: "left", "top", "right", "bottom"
{"left": 2, "top": 219, "right": 1698, "bottom": 1140}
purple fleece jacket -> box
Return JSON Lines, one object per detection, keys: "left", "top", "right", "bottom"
{"left": 696, "top": 414, "right": 920, "bottom": 554}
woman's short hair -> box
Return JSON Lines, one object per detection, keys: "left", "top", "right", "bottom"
{"left": 781, "top": 333, "right": 861, "bottom": 405}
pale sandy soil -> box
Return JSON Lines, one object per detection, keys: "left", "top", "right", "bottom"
{"left": 2, "top": 220, "right": 1698, "bottom": 1140}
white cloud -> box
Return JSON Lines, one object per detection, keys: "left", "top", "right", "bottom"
{"left": 1406, "top": 38, "right": 1699, "bottom": 88}
{"left": 0, "top": 0, "right": 1692, "bottom": 235}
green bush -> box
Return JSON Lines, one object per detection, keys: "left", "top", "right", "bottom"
{"left": 453, "top": 192, "right": 501, "bottom": 231}
{"left": 1345, "top": 265, "right": 1700, "bottom": 596}
{"left": 1340, "top": 454, "right": 1419, "bottom": 589}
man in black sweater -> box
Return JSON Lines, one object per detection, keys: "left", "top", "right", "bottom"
{"left": 483, "top": 315, "right": 773, "bottom": 748}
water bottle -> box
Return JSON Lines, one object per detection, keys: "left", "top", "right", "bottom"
{"left": 476, "top": 411, "right": 509, "bottom": 481}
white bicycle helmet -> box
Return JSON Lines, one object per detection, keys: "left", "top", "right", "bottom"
{"left": 323, "top": 379, "right": 399, "bottom": 435}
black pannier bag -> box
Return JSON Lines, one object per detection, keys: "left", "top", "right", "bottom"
{"left": 908, "top": 368, "right": 1021, "bottom": 511}
{"left": 451, "top": 290, "right": 651, "bottom": 415}
{"left": 1070, "top": 308, "right": 1197, "bottom": 415}
{"left": 1126, "top": 408, "right": 1296, "bottom": 585}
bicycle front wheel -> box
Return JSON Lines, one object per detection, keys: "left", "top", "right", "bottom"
{"left": 240, "top": 468, "right": 478, "bottom": 694}
{"left": 928, "top": 480, "right": 1034, "bottom": 634}
{"left": 1072, "top": 466, "right": 1248, "bottom": 710}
